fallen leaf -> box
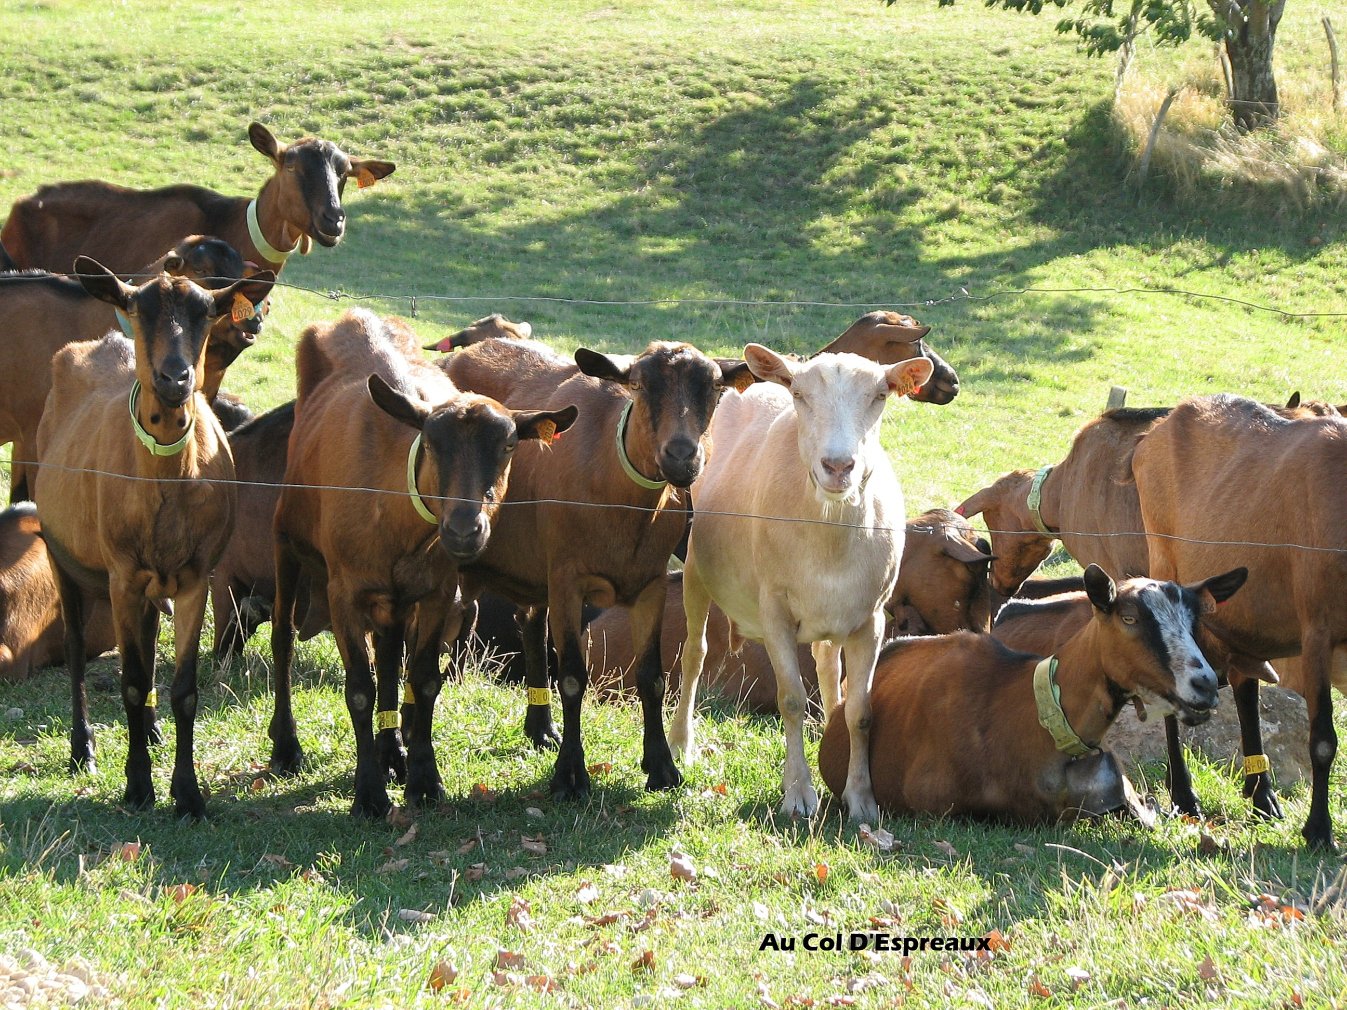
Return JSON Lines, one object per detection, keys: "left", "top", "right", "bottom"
{"left": 396, "top": 823, "right": 419, "bottom": 847}
{"left": 427, "top": 961, "right": 458, "bottom": 991}
{"left": 670, "top": 851, "right": 697, "bottom": 881}
{"left": 1197, "top": 831, "right": 1229, "bottom": 856}
{"left": 824, "top": 997, "right": 857, "bottom": 1007}
{"left": 932, "top": 839, "right": 959, "bottom": 858}
{"left": 376, "top": 858, "right": 409, "bottom": 875}
{"left": 933, "top": 898, "right": 963, "bottom": 927}
{"left": 857, "top": 824, "right": 895, "bottom": 852}
{"left": 525, "top": 974, "right": 559, "bottom": 992}
{"left": 455, "top": 834, "right": 480, "bottom": 855}
{"left": 386, "top": 805, "right": 414, "bottom": 829}
{"left": 525, "top": 806, "right": 545, "bottom": 819}
{"left": 814, "top": 862, "right": 830, "bottom": 884}
{"left": 465, "top": 863, "right": 487, "bottom": 882}
{"left": 1065, "top": 966, "right": 1091, "bottom": 992}
{"left": 1198, "top": 955, "right": 1219, "bottom": 982}
{"left": 491, "top": 971, "right": 522, "bottom": 988}
{"left": 632, "top": 949, "right": 655, "bottom": 973}
{"left": 984, "top": 928, "right": 1011, "bottom": 953}
{"left": 118, "top": 842, "right": 142, "bottom": 862}
{"left": 261, "top": 853, "right": 295, "bottom": 870}
{"left": 301, "top": 868, "right": 326, "bottom": 884}
{"left": 471, "top": 783, "right": 499, "bottom": 803}
{"left": 520, "top": 834, "right": 547, "bottom": 856}
{"left": 673, "top": 973, "right": 706, "bottom": 989}
{"left": 713, "top": 782, "right": 728, "bottom": 795}
{"left": 504, "top": 866, "right": 529, "bottom": 881}
{"left": 1028, "top": 974, "right": 1052, "bottom": 998}
{"left": 587, "top": 762, "right": 613, "bottom": 776}
{"left": 167, "top": 883, "right": 197, "bottom": 903}
{"left": 568, "top": 960, "right": 599, "bottom": 976}
{"left": 250, "top": 777, "right": 266, "bottom": 793}
{"left": 495, "top": 950, "right": 526, "bottom": 970}
{"left": 576, "top": 881, "right": 599, "bottom": 904}
{"left": 1013, "top": 843, "right": 1036, "bottom": 855}
{"left": 630, "top": 908, "right": 658, "bottom": 933}
{"left": 506, "top": 895, "right": 534, "bottom": 932}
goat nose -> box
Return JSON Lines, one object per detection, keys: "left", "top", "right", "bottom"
{"left": 664, "top": 440, "right": 698, "bottom": 463}
{"left": 321, "top": 209, "right": 346, "bottom": 233}
{"left": 821, "top": 456, "right": 855, "bottom": 478}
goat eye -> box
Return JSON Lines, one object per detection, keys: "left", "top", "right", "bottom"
{"left": 505, "top": 441, "right": 517, "bottom": 453}
{"left": 484, "top": 486, "right": 496, "bottom": 502}
{"left": 1122, "top": 615, "right": 1137, "bottom": 625}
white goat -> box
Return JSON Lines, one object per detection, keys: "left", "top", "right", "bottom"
{"left": 670, "top": 345, "right": 933, "bottom": 819}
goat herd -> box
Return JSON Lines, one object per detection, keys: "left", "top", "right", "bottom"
{"left": 0, "top": 123, "right": 1342, "bottom": 853}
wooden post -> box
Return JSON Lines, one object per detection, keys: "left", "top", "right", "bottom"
{"left": 1136, "top": 88, "right": 1180, "bottom": 192}
{"left": 1106, "top": 386, "right": 1128, "bottom": 410}
{"left": 1325, "top": 17, "right": 1344, "bottom": 112}
{"left": 1218, "top": 44, "right": 1234, "bottom": 103}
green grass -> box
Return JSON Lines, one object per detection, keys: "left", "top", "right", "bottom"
{"left": 2, "top": 0, "right": 1347, "bottom": 1006}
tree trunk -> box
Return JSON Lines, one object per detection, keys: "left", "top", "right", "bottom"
{"left": 1217, "top": 0, "right": 1285, "bottom": 130}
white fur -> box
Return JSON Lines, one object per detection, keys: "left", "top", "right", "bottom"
{"left": 671, "top": 348, "right": 932, "bottom": 820}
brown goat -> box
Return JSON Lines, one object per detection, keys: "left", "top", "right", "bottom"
{"left": 816, "top": 311, "right": 959, "bottom": 405}
{"left": 0, "top": 235, "right": 267, "bottom": 502}
{"left": 424, "top": 313, "right": 533, "bottom": 353}
{"left": 1133, "top": 395, "right": 1347, "bottom": 849}
{"left": 34, "top": 259, "right": 273, "bottom": 816}
{"left": 442, "top": 336, "right": 752, "bottom": 797}
{"left": 584, "top": 509, "right": 994, "bottom": 709}
{"left": 0, "top": 503, "right": 114, "bottom": 681}
{"left": 818, "top": 566, "right": 1246, "bottom": 822}
{"left": 269, "top": 309, "right": 575, "bottom": 817}
{"left": 2, "top": 123, "right": 394, "bottom": 274}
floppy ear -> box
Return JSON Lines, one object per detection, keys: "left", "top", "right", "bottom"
{"left": 513, "top": 404, "right": 580, "bottom": 442}
{"left": 367, "top": 373, "right": 431, "bottom": 430}
{"left": 74, "top": 256, "right": 134, "bottom": 309}
{"left": 954, "top": 486, "right": 995, "bottom": 520}
{"left": 210, "top": 272, "right": 276, "bottom": 318}
{"left": 575, "top": 348, "right": 636, "bottom": 384}
{"left": 348, "top": 157, "right": 396, "bottom": 187}
{"left": 816, "top": 311, "right": 930, "bottom": 362}
{"left": 249, "top": 122, "right": 282, "bottom": 164}
{"left": 717, "top": 359, "right": 757, "bottom": 393}
{"left": 744, "top": 344, "right": 794, "bottom": 387}
{"left": 1083, "top": 564, "right": 1117, "bottom": 614}
{"left": 1192, "top": 566, "right": 1248, "bottom": 614}
{"left": 885, "top": 357, "right": 934, "bottom": 398}
{"left": 943, "top": 535, "right": 995, "bottom": 565}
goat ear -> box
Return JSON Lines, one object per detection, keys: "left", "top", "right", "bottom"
{"left": 943, "top": 536, "right": 995, "bottom": 565}
{"left": 955, "top": 486, "right": 993, "bottom": 519}
{"left": 249, "top": 122, "right": 282, "bottom": 164}
{"left": 575, "top": 348, "right": 635, "bottom": 383}
{"left": 717, "top": 359, "right": 757, "bottom": 393}
{"left": 885, "top": 357, "right": 934, "bottom": 398}
{"left": 744, "top": 344, "right": 794, "bottom": 387}
{"left": 513, "top": 404, "right": 579, "bottom": 443}
{"left": 162, "top": 253, "right": 186, "bottom": 275}
{"left": 367, "top": 374, "right": 431, "bottom": 430}
{"left": 210, "top": 272, "right": 276, "bottom": 318}
{"left": 1285, "top": 391, "right": 1302, "bottom": 409}
{"left": 74, "top": 256, "right": 134, "bottom": 309}
{"left": 347, "top": 157, "right": 396, "bottom": 187}
{"left": 1192, "top": 566, "right": 1248, "bottom": 614}
{"left": 1083, "top": 564, "right": 1117, "bottom": 614}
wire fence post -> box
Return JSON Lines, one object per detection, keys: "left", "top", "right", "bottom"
{"left": 1325, "top": 16, "right": 1344, "bottom": 112}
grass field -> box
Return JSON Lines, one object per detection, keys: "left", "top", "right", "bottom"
{"left": 2, "top": 1, "right": 1347, "bottom": 1007}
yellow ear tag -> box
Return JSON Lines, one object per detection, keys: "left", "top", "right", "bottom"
{"left": 535, "top": 419, "right": 558, "bottom": 444}
{"left": 231, "top": 293, "right": 256, "bottom": 324}
{"left": 890, "top": 374, "right": 918, "bottom": 398}
{"left": 731, "top": 371, "right": 755, "bottom": 393}
{"left": 357, "top": 167, "right": 378, "bottom": 189}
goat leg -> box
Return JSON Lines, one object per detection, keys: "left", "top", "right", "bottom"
{"left": 1231, "top": 673, "right": 1281, "bottom": 820}
{"left": 114, "top": 588, "right": 159, "bottom": 811}
{"left": 54, "top": 563, "right": 95, "bottom": 774}
{"left": 267, "top": 539, "right": 305, "bottom": 774}
{"left": 373, "top": 627, "right": 407, "bottom": 785}
{"left": 838, "top": 615, "right": 884, "bottom": 823}
{"left": 1162, "top": 714, "right": 1202, "bottom": 818}
{"left": 331, "top": 601, "right": 391, "bottom": 820}
{"left": 403, "top": 595, "right": 453, "bottom": 809}
{"left": 669, "top": 558, "right": 712, "bottom": 762}
{"left": 548, "top": 591, "right": 591, "bottom": 800}
{"left": 520, "top": 606, "right": 561, "bottom": 750}
{"left": 762, "top": 599, "right": 818, "bottom": 819}
{"left": 168, "top": 579, "right": 208, "bottom": 820}
{"left": 1302, "top": 640, "right": 1338, "bottom": 851}
{"left": 629, "top": 576, "right": 681, "bottom": 791}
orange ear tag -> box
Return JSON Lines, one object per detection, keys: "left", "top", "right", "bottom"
{"left": 231, "top": 293, "right": 256, "bottom": 323}
{"left": 535, "top": 419, "right": 558, "bottom": 444}
{"left": 731, "top": 371, "right": 755, "bottom": 393}
{"left": 357, "top": 167, "right": 378, "bottom": 189}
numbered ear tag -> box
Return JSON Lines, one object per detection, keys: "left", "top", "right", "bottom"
{"left": 731, "top": 371, "right": 755, "bottom": 393}
{"left": 890, "top": 374, "right": 919, "bottom": 397}
{"left": 231, "top": 293, "right": 256, "bottom": 323}
{"left": 535, "top": 419, "right": 558, "bottom": 443}
{"left": 357, "top": 167, "right": 378, "bottom": 189}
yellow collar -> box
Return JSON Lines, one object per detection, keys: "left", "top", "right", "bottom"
{"left": 406, "top": 434, "right": 437, "bottom": 525}
{"left": 246, "top": 198, "right": 300, "bottom": 266}
{"left": 615, "top": 399, "right": 667, "bottom": 491}
{"left": 128, "top": 380, "right": 194, "bottom": 457}
{"left": 1033, "top": 656, "right": 1097, "bottom": 757}
{"left": 1026, "top": 464, "right": 1056, "bottom": 535}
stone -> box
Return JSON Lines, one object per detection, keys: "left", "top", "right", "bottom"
{"left": 1103, "top": 686, "right": 1311, "bottom": 788}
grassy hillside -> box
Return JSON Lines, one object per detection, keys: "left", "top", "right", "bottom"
{"left": 2, "top": 1, "right": 1346, "bottom": 1007}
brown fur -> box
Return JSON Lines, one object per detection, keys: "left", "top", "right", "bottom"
{"left": 2, "top": 123, "right": 394, "bottom": 274}
{"left": 269, "top": 309, "right": 575, "bottom": 817}
{"left": 34, "top": 261, "right": 274, "bottom": 816}
{"left": 0, "top": 504, "right": 114, "bottom": 680}
{"left": 585, "top": 509, "right": 993, "bottom": 709}
{"left": 1133, "top": 394, "right": 1347, "bottom": 849}
{"left": 442, "top": 335, "right": 750, "bottom": 792}
{"left": 818, "top": 568, "right": 1243, "bottom": 822}
{"left": 425, "top": 313, "right": 532, "bottom": 353}
{"left": 0, "top": 237, "right": 266, "bottom": 501}
{"left": 817, "top": 311, "right": 958, "bottom": 405}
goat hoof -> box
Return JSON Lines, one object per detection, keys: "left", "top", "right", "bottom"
{"left": 68, "top": 749, "right": 96, "bottom": 776}
{"left": 524, "top": 707, "right": 561, "bottom": 750}
{"left": 1167, "top": 795, "right": 1202, "bottom": 819}
{"left": 643, "top": 757, "right": 683, "bottom": 792}
{"left": 123, "top": 780, "right": 156, "bottom": 811}
{"left": 780, "top": 783, "right": 820, "bottom": 819}
{"left": 406, "top": 780, "right": 446, "bottom": 808}
{"left": 145, "top": 714, "right": 162, "bottom": 747}
{"left": 351, "top": 790, "right": 393, "bottom": 821}
{"left": 171, "top": 782, "right": 207, "bottom": 821}
{"left": 550, "top": 762, "right": 591, "bottom": 801}
{"left": 378, "top": 735, "right": 408, "bottom": 785}
{"left": 1247, "top": 782, "right": 1283, "bottom": 821}
{"left": 269, "top": 739, "right": 305, "bottom": 776}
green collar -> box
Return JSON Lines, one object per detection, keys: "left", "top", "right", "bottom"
{"left": 616, "top": 399, "right": 667, "bottom": 491}
{"left": 128, "top": 380, "right": 194, "bottom": 457}
{"left": 114, "top": 309, "right": 134, "bottom": 340}
{"left": 1026, "top": 464, "right": 1056, "bottom": 535}
{"left": 1033, "top": 656, "right": 1098, "bottom": 757}
{"left": 406, "top": 434, "right": 438, "bottom": 525}
{"left": 246, "top": 198, "right": 300, "bottom": 266}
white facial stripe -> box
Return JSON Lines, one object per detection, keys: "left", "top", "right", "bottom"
{"left": 1139, "top": 583, "right": 1216, "bottom": 706}
{"left": 793, "top": 355, "right": 889, "bottom": 500}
